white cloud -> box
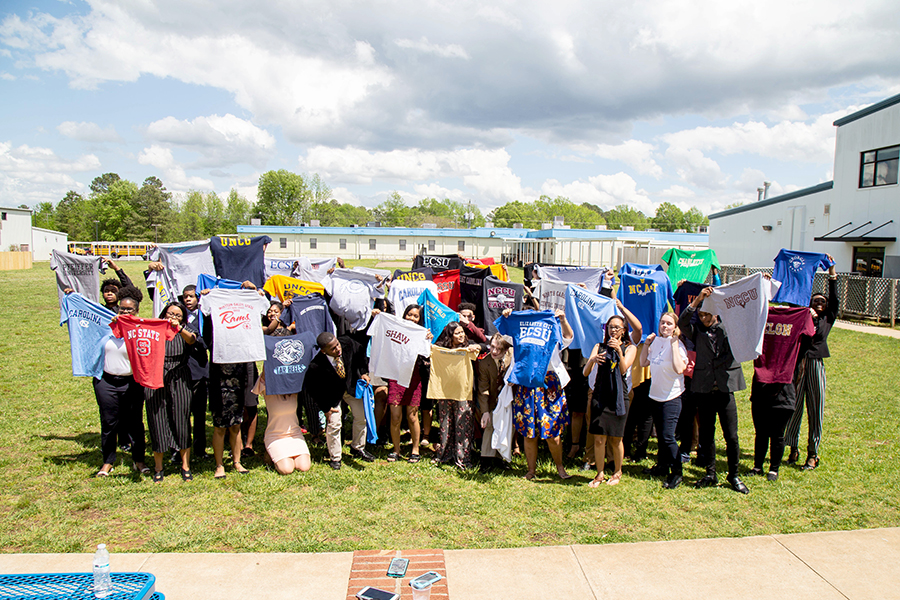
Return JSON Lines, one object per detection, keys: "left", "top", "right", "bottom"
{"left": 57, "top": 121, "right": 123, "bottom": 143}
{"left": 540, "top": 172, "right": 654, "bottom": 214}
{"left": 138, "top": 145, "right": 214, "bottom": 191}
{"left": 394, "top": 37, "right": 470, "bottom": 59}
{"left": 0, "top": 141, "right": 99, "bottom": 204}
{"left": 0, "top": 72, "right": 14, "bottom": 80}
{"left": 412, "top": 183, "right": 468, "bottom": 203}
{"left": 591, "top": 140, "right": 662, "bottom": 178}
{"left": 144, "top": 114, "right": 275, "bottom": 168}
{"left": 664, "top": 146, "right": 728, "bottom": 190}
{"left": 475, "top": 6, "right": 522, "bottom": 30}
{"left": 330, "top": 187, "right": 361, "bottom": 206}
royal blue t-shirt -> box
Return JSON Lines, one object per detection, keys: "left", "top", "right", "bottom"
{"left": 59, "top": 293, "right": 116, "bottom": 378}
{"left": 616, "top": 271, "right": 675, "bottom": 342}
{"left": 619, "top": 263, "right": 666, "bottom": 277}
{"left": 771, "top": 249, "right": 834, "bottom": 306}
{"left": 565, "top": 284, "right": 619, "bottom": 352}
{"left": 279, "top": 293, "right": 334, "bottom": 337}
{"left": 417, "top": 288, "right": 460, "bottom": 339}
{"left": 495, "top": 310, "right": 561, "bottom": 388}
{"left": 210, "top": 235, "right": 273, "bottom": 288}
{"left": 264, "top": 330, "right": 317, "bottom": 395}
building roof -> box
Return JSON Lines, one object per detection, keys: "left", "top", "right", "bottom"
{"left": 237, "top": 225, "right": 531, "bottom": 238}
{"left": 833, "top": 92, "right": 900, "bottom": 127}
{"left": 32, "top": 226, "right": 68, "bottom": 236}
{"left": 0, "top": 206, "right": 32, "bottom": 213}
{"left": 524, "top": 228, "right": 709, "bottom": 243}
{"left": 708, "top": 181, "right": 834, "bottom": 220}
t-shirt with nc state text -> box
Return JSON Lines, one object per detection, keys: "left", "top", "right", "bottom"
{"left": 753, "top": 306, "right": 815, "bottom": 384}
{"left": 482, "top": 276, "right": 524, "bottom": 336}
{"left": 60, "top": 293, "right": 116, "bottom": 379}
{"left": 432, "top": 269, "right": 461, "bottom": 310}
{"left": 565, "top": 284, "right": 619, "bottom": 352}
{"left": 661, "top": 248, "right": 720, "bottom": 286}
{"left": 495, "top": 310, "right": 562, "bottom": 389}
{"left": 417, "top": 287, "right": 460, "bottom": 339}
{"left": 200, "top": 288, "right": 270, "bottom": 364}
{"left": 209, "top": 235, "right": 272, "bottom": 288}
{"left": 367, "top": 312, "right": 431, "bottom": 388}
{"left": 50, "top": 249, "right": 104, "bottom": 306}
{"left": 702, "top": 272, "right": 781, "bottom": 364}
{"left": 279, "top": 293, "right": 335, "bottom": 337}
{"left": 264, "top": 330, "right": 317, "bottom": 395}
{"left": 771, "top": 249, "right": 834, "bottom": 306}
{"left": 616, "top": 271, "right": 675, "bottom": 343}
{"left": 110, "top": 314, "right": 178, "bottom": 389}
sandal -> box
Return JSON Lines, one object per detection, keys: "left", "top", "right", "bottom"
{"left": 606, "top": 473, "right": 621, "bottom": 486}
{"left": 408, "top": 454, "right": 421, "bottom": 464}
{"left": 386, "top": 452, "right": 400, "bottom": 462}
{"left": 134, "top": 463, "right": 151, "bottom": 475}
{"left": 800, "top": 455, "right": 820, "bottom": 471}
{"left": 152, "top": 470, "right": 164, "bottom": 483}
{"left": 181, "top": 469, "right": 193, "bottom": 482}
{"left": 95, "top": 468, "right": 112, "bottom": 478}
{"left": 787, "top": 448, "right": 800, "bottom": 465}
{"left": 588, "top": 475, "right": 605, "bottom": 488}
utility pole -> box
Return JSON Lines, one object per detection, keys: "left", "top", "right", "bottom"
{"left": 152, "top": 223, "right": 161, "bottom": 244}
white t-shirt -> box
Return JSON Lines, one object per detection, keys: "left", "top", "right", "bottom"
{"left": 200, "top": 288, "right": 269, "bottom": 364}
{"left": 647, "top": 336, "right": 687, "bottom": 402}
{"left": 535, "top": 265, "right": 606, "bottom": 292}
{"left": 327, "top": 269, "right": 384, "bottom": 331}
{"left": 103, "top": 337, "right": 132, "bottom": 376}
{"left": 534, "top": 279, "right": 568, "bottom": 313}
{"left": 151, "top": 240, "right": 216, "bottom": 295}
{"left": 388, "top": 279, "right": 439, "bottom": 314}
{"left": 703, "top": 273, "right": 781, "bottom": 364}
{"left": 367, "top": 312, "right": 431, "bottom": 388}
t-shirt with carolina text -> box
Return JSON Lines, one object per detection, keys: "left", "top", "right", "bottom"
{"left": 495, "top": 311, "right": 562, "bottom": 389}
{"left": 367, "top": 312, "right": 431, "bottom": 388}
{"left": 388, "top": 279, "right": 439, "bottom": 314}
{"left": 753, "top": 307, "right": 815, "bottom": 384}
{"left": 200, "top": 288, "right": 270, "bottom": 364}
{"left": 565, "top": 284, "right": 619, "bottom": 352}
{"left": 60, "top": 293, "right": 116, "bottom": 379}
{"left": 702, "top": 272, "right": 781, "bottom": 364}
{"left": 110, "top": 314, "right": 178, "bottom": 389}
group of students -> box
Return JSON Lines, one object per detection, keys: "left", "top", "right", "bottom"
{"left": 52, "top": 240, "right": 837, "bottom": 491}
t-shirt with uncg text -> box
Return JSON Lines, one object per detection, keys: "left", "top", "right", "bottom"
{"left": 209, "top": 235, "right": 272, "bottom": 288}
{"left": 661, "top": 248, "right": 720, "bottom": 286}
{"left": 51, "top": 249, "right": 104, "bottom": 306}
{"left": 771, "top": 249, "right": 834, "bottom": 306}
{"left": 702, "top": 272, "right": 781, "bottom": 364}
{"left": 279, "top": 293, "right": 335, "bottom": 337}
{"left": 482, "top": 276, "right": 524, "bottom": 336}
{"left": 753, "top": 306, "right": 815, "bottom": 384}
{"left": 616, "top": 271, "right": 675, "bottom": 343}
{"left": 263, "top": 330, "right": 317, "bottom": 395}
{"left": 432, "top": 269, "right": 461, "bottom": 310}
{"left": 200, "top": 288, "right": 270, "bottom": 364}
{"left": 367, "top": 312, "right": 431, "bottom": 388}
{"left": 110, "top": 314, "right": 178, "bottom": 389}
{"left": 60, "top": 293, "right": 116, "bottom": 379}
{"left": 494, "top": 311, "right": 562, "bottom": 389}
{"left": 618, "top": 263, "right": 666, "bottom": 277}
{"left": 263, "top": 275, "right": 327, "bottom": 302}
{"left": 392, "top": 267, "right": 434, "bottom": 282}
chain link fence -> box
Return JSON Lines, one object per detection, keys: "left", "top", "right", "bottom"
{"left": 717, "top": 265, "right": 900, "bottom": 325}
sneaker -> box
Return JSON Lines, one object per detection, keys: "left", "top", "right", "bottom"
{"left": 766, "top": 471, "right": 778, "bottom": 482}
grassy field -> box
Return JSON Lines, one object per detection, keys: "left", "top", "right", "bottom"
{"left": 0, "top": 260, "right": 897, "bottom": 554}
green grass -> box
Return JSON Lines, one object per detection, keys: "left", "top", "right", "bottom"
{"left": 0, "top": 260, "right": 898, "bottom": 553}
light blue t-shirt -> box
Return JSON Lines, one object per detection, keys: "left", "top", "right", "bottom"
{"left": 771, "top": 249, "right": 834, "bottom": 306}
{"left": 495, "top": 310, "right": 561, "bottom": 388}
{"left": 616, "top": 271, "right": 675, "bottom": 342}
{"left": 59, "top": 293, "right": 116, "bottom": 378}
{"left": 565, "top": 284, "right": 620, "bottom": 352}
{"left": 417, "top": 288, "right": 460, "bottom": 339}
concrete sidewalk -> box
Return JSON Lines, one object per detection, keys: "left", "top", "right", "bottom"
{"left": 1, "top": 528, "right": 898, "bottom": 599}
{"left": 834, "top": 319, "right": 900, "bottom": 338}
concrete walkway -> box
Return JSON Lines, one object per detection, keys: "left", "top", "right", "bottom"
{"left": 1, "top": 528, "right": 898, "bottom": 599}
{"left": 835, "top": 319, "right": 900, "bottom": 338}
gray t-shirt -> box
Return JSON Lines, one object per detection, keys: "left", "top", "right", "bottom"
{"left": 50, "top": 249, "right": 104, "bottom": 306}
{"left": 150, "top": 240, "right": 215, "bottom": 296}
{"left": 703, "top": 272, "right": 781, "bottom": 364}
{"left": 483, "top": 276, "right": 524, "bottom": 336}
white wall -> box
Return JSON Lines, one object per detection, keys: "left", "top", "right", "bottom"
{"left": 31, "top": 227, "right": 68, "bottom": 261}
{"left": 263, "top": 232, "right": 509, "bottom": 260}
{"left": 0, "top": 208, "right": 33, "bottom": 252}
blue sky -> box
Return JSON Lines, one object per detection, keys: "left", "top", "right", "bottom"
{"left": 1, "top": 0, "right": 899, "bottom": 219}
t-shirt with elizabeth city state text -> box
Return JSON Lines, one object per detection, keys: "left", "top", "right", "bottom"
{"left": 494, "top": 310, "right": 562, "bottom": 389}
{"left": 200, "top": 288, "right": 270, "bottom": 364}
{"left": 109, "top": 314, "right": 179, "bottom": 389}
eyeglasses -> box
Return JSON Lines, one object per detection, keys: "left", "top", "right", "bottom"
{"left": 165, "top": 311, "right": 183, "bottom": 319}
{"left": 118, "top": 306, "right": 137, "bottom": 315}
{"left": 607, "top": 325, "right": 624, "bottom": 331}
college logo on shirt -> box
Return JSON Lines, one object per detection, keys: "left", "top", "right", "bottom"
{"left": 62, "top": 264, "right": 94, "bottom": 275}
{"left": 346, "top": 280, "right": 366, "bottom": 294}
{"left": 519, "top": 322, "right": 552, "bottom": 345}
{"left": 722, "top": 288, "right": 758, "bottom": 309}
{"left": 385, "top": 329, "right": 410, "bottom": 345}
{"left": 219, "top": 303, "right": 253, "bottom": 329}
{"left": 572, "top": 287, "right": 597, "bottom": 310}
{"left": 788, "top": 255, "right": 805, "bottom": 272}
{"left": 764, "top": 322, "right": 794, "bottom": 336}
{"left": 677, "top": 255, "right": 704, "bottom": 267}
{"left": 79, "top": 319, "right": 91, "bottom": 328}
{"left": 627, "top": 279, "right": 657, "bottom": 296}
{"left": 272, "top": 339, "right": 308, "bottom": 374}
{"left": 421, "top": 256, "right": 451, "bottom": 268}
{"left": 487, "top": 287, "right": 516, "bottom": 309}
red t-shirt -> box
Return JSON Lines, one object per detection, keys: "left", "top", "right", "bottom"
{"left": 753, "top": 307, "right": 815, "bottom": 384}
{"left": 110, "top": 314, "right": 178, "bottom": 389}
{"left": 432, "top": 269, "right": 461, "bottom": 310}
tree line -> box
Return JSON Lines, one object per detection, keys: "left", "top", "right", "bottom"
{"left": 34, "top": 170, "right": 709, "bottom": 243}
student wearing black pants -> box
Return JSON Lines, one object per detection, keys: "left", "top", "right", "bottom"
{"left": 182, "top": 285, "right": 210, "bottom": 459}
{"left": 678, "top": 287, "right": 749, "bottom": 494}
{"left": 749, "top": 382, "right": 795, "bottom": 481}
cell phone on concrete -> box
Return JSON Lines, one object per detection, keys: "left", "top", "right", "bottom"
{"left": 387, "top": 557, "right": 409, "bottom": 578}
{"left": 356, "top": 586, "right": 399, "bottom": 600}
{"left": 409, "top": 571, "right": 443, "bottom": 589}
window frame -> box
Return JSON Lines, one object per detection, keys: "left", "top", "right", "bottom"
{"left": 399, "top": 239, "right": 407, "bottom": 251}
{"left": 339, "top": 238, "right": 347, "bottom": 250}
{"left": 428, "top": 240, "right": 435, "bottom": 252}
{"left": 279, "top": 237, "right": 287, "bottom": 249}
{"left": 309, "top": 238, "right": 317, "bottom": 250}
{"left": 458, "top": 240, "right": 465, "bottom": 252}
{"left": 369, "top": 238, "right": 377, "bottom": 251}
{"left": 860, "top": 144, "right": 899, "bottom": 188}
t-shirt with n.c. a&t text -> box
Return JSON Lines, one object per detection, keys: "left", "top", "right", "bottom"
{"left": 109, "top": 314, "right": 179, "bottom": 389}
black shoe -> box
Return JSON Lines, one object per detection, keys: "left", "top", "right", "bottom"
{"left": 800, "top": 455, "right": 820, "bottom": 471}
{"left": 787, "top": 448, "right": 800, "bottom": 465}
{"left": 494, "top": 458, "right": 511, "bottom": 471}
{"left": 152, "top": 470, "right": 164, "bottom": 483}
{"left": 329, "top": 459, "right": 341, "bottom": 470}
{"left": 748, "top": 467, "right": 764, "bottom": 477}
{"left": 351, "top": 448, "right": 375, "bottom": 463}
{"left": 695, "top": 474, "right": 718, "bottom": 488}
{"left": 664, "top": 474, "right": 683, "bottom": 489}
{"left": 766, "top": 471, "right": 778, "bottom": 482}
{"left": 728, "top": 476, "right": 750, "bottom": 494}
{"left": 643, "top": 464, "right": 666, "bottom": 477}
{"left": 479, "top": 460, "right": 492, "bottom": 475}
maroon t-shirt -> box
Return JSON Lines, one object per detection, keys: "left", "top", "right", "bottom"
{"left": 753, "top": 307, "right": 815, "bottom": 384}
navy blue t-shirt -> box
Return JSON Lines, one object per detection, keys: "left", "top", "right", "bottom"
{"left": 264, "top": 330, "right": 317, "bottom": 395}
{"left": 673, "top": 281, "right": 708, "bottom": 315}
{"left": 210, "top": 235, "right": 272, "bottom": 288}
{"left": 279, "top": 293, "right": 334, "bottom": 337}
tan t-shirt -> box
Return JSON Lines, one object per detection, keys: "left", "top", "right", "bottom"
{"left": 427, "top": 346, "right": 479, "bottom": 402}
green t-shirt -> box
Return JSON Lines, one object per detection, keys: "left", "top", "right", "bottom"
{"left": 661, "top": 248, "right": 720, "bottom": 285}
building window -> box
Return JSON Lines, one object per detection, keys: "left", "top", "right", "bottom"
{"left": 458, "top": 240, "right": 465, "bottom": 252}
{"left": 279, "top": 237, "right": 287, "bottom": 249}
{"left": 309, "top": 238, "right": 317, "bottom": 249}
{"left": 860, "top": 145, "right": 899, "bottom": 188}
{"left": 428, "top": 240, "right": 435, "bottom": 252}
{"left": 339, "top": 238, "right": 347, "bottom": 250}
{"left": 1, "top": 212, "right": 6, "bottom": 220}
{"left": 369, "top": 239, "right": 377, "bottom": 250}
{"left": 853, "top": 246, "right": 884, "bottom": 277}
{"left": 399, "top": 239, "right": 407, "bottom": 251}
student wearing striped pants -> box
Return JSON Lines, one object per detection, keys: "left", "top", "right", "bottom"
{"left": 785, "top": 260, "right": 837, "bottom": 471}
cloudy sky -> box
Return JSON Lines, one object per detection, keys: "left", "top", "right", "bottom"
{"left": 2, "top": 0, "right": 899, "bottom": 220}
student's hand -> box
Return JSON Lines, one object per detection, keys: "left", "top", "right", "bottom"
{"left": 604, "top": 270, "right": 615, "bottom": 282}
{"left": 200, "top": 289, "right": 211, "bottom": 295}
{"left": 827, "top": 254, "right": 836, "bottom": 276}
{"left": 458, "top": 312, "right": 470, "bottom": 325}
{"left": 371, "top": 308, "right": 381, "bottom": 317}
{"left": 147, "top": 261, "right": 164, "bottom": 272}
{"left": 555, "top": 309, "right": 567, "bottom": 322}
{"left": 502, "top": 308, "right": 512, "bottom": 318}
{"left": 241, "top": 280, "right": 257, "bottom": 290}
{"left": 577, "top": 282, "right": 587, "bottom": 288}
{"left": 426, "top": 331, "right": 433, "bottom": 341}
{"left": 762, "top": 272, "right": 773, "bottom": 280}
{"left": 105, "top": 258, "right": 118, "bottom": 271}
{"left": 467, "top": 344, "right": 481, "bottom": 353}
{"left": 698, "top": 287, "right": 713, "bottom": 300}
{"left": 167, "top": 315, "right": 181, "bottom": 328}
{"left": 361, "top": 374, "right": 370, "bottom": 383}
{"left": 615, "top": 298, "right": 624, "bottom": 311}
{"left": 607, "top": 338, "right": 622, "bottom": 352}
{"left": 336, "top": 257, "right": 345, "bottom": 268}
{"left": 645, "top": 333, "right": 656, "bottom": 345}
{"left": 595, "top": 352, "right": 607, "bottom": 364}
{"left": 63, "top": 287, "right": 74, "bottom": 295}
{"left": 327, "top": 267, "right": 335, "bottom": 274}
{"left": 480, "top": 412, "right": 492, "bottom": 429}
{"left": 283, "top": 298, "right": 293, "bottom": 307}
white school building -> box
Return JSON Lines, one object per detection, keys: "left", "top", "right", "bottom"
{"left": 709, "top": 92, "right": 900, "bottom": 277}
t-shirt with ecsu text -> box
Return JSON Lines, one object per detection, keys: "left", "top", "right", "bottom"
{"left": 482, "top": 276, "right": 524, "bottom": 336}
{"left": 753, "top": 307, "right": 815, "bottom": 384}
{"left": 661, "top": 248, "right": 720, "bottom": 286}
{"left": 618, "top": 263, "right": 666, "bottom": 277}
{"left": 263, "top": 330, "right": 317, "bottom": 395}
{"left": 495, "top": 310, "right": 562, "bottom": 389}
{"left": 412, "top": 254, "right": 465, "bottom": 272}
{"left": 109, "top": 314, "right": 179, "bottom": 389}
{"left": 50, "top": 250, "right": 105, "bottom": 306}
{"left": 200, "top": 288, "right": 270, "bottom": 364}
{"left": 367, "top": 312, "right": 431, "bottom": 388}
{"left": 60, "top": 293, "right": 116, "bottom": 379}
{"left": 616, "top": 271, "right": 675, "bottom": 343}
{"left": 771, "top": 249, "right": 835, "bottom": 306}
{"left": 432, "top": 269, "right": 461, "bottom": 310}
{"left": 209, "top": 235, "right": 272, "bottom": 288}
{"left": 701, "top": 272, "right": 781, "bottom": 364}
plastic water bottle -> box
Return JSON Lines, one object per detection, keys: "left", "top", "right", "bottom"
{"left": 92, "top": 543, "right": 112, "bottom": 598}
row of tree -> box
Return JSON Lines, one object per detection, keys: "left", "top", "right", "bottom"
{"left": 35, "top": 170, "right": 709, "bottom": 243}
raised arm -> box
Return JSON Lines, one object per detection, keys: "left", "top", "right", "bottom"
{"left": 616, "top": 298, "right": 642, "bottom": 345}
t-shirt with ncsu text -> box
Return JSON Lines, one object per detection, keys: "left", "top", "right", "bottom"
{"left": 110, "top": 314, "right": 179, "bottom": 389}
{"left": 753, "top": 307, "right": 815, "bottom": 384}
{"left": 200, "top": 288, "right": 270, "bottom": 364}
{"left": 367, "top": 312, "right": 431, "bottom": 388}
